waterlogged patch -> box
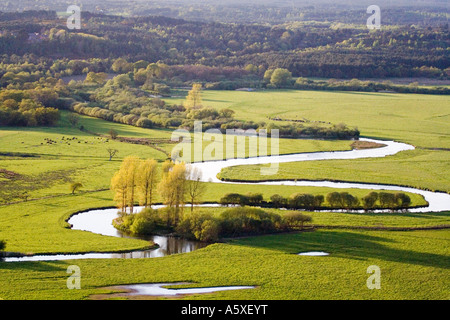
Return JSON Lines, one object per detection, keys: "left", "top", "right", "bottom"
{"left": 297, "top": 251, "right": 330, "bottom": 256}
{"left": 108, "top": 282, "right": 255, "bottom": 297}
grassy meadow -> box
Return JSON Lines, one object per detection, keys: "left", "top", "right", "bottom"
{"left": 165, "top": 89, "right": 450, "bottom": 148}
{"left": 0, "top": 228, "right": 448, "bottom": 300}
{"left": 167, "top": 89, "right": 450, "bottom": 193}
{"left": 0, "top": 89, "right": 448, "bottom": 300}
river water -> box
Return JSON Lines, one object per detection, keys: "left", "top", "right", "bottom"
{"left": 3, "top": 138, "right": 449, "bottom": 262}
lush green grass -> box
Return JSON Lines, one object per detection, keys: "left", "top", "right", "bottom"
{"left": 160, "top": 133, "right": 353, "bottom": 161}
{"left": 0, "top": 191, "right": 150, "bottom": 255}
{"left": 190, "top": 207, "right": 449, "bottom": 229}
{"left": 0, "top": 111, "right": 357, "bottom": 203}
{"left": 164, "top": 89, "right": 450, "bottom": 149}
{"left": 1, "top": 229, "right": 448, "bottom": 300}
{"left": 0, "top": 89, "right": 448, "bottom": 300}
{"left": 0, "top": 111, "right": 170, "bottom": 203}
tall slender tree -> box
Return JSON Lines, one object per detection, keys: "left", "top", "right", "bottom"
{"left": 158, "top": 162, "right": 187, "bottom": 225}
{"left": 111, "top": 170, "right": 128, "bottom": 212}
{"left": 111, "top": 156, "right": 140, "bottom": 213}
{"left": 137, "top": 158, "right": 158, "bottom": 208}
{"left": 184, "top": 83, "right": 203, "bottom": 109}
{"left": 185, "top": 166, "right": 206, "bottom": 213}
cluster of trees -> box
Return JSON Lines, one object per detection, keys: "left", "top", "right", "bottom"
{"left": 111, "top": 157, "right": 159, "bottom": 214}
{"left": 70, "top": 78, "right": 360, "bottom": 139}
{"left": 117, "top": 205, "right": 312, "bottom": 242}
{"left": 177, "top": 207, "right": 312, "bottom": 242}
{"left": 1, "top": 2, "right": 449, "bottom": 27}
{"left": 0, "top": 87, "right": 61, "bottom": 126}
{"left": 103, "top": 2, "right": 448, "bottom": 27}
{"left": 0, "top": 11, "right": 447, "bottom": 125}
{"left": 265, "top": 121, "right": 360, "bottom": 139}
{"left": 71, "top": 81, "right": 237, "bottom": 131}
{"left": 263, "top": 68, "right": 294, "bottom": 88}
{"left": 111, "top": 157, "right": 206, "bottom": 230}
{"left": 219, "top": 191, "right": 413, "bottom": 211}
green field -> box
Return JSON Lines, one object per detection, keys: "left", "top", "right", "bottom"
{"left": 0, "top": 110, "right": 358, "bottom": 203}
{"left": 1, "top": 228, "right": 448, "bottom": 300}
{"left": 0, "top": 89, "right": 449, "bottom": 300}
{"left": 166, "top": 90, "right": 449, "bottom": 193}
{"left": 164, "top": 89, "right": 450, "bottom": 148}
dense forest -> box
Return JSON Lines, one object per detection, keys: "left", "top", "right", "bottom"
{"left": 0, "top": 7, "right": 448, "bottom": 131}
{"left": 0, "top": 11, "right": 448, "bottom": 80}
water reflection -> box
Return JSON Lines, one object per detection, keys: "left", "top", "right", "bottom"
{"left": 2, "top": 208, "right": 208, "bottom": 262}
{"left": 110, "top": 235, "right": 208, "bottom": 259}
{"left": 67, "top": 208, "right": 209, "bottom": 259}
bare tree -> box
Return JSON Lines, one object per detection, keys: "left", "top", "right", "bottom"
{"left": 107, "top": 148, "right": 119, "bottom": 161}
{"left": 186, "top": 166, "right": 206, "bottom": 213}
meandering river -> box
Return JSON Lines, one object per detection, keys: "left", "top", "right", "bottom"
{"left": 3, "top": 138, "right": 449, "bottom": 262}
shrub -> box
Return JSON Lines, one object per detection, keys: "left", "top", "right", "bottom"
{"left": 313, "top": 195, "right": 325, "bottom": 207}
{"left": 395, "top": 193, "right": 411, "bottom": 208}
{"left": 282, "top": 212, "right": 312, "bottom": 229}
{"left": 136, "top": 117, "right": 153, "bottom": 128}
{"left": 219, "top": 193, "right": 248, "bottom": 206}
{"left": 340, "top": 192, "right": 360, "bottom": 210}
{"left": 379, "top": 192, "right": 397, "bottom": 208}
{"left": 326, "top": 192, "right": 342, "bottom": 208}
{"left": 219, "top": 207, "right": 281, "bottom": 236}
{"left": 245, "top": 193, "right": 263, "bottom": 205}
{"left": 176, "top": 211, "right": 217, "bottom": 241}
{"left": 198, "top": 219, "right": 220, "bottom": 242}
{"left": 129, "top": 216, "right": 156, "bottom": 235}
{"left": 289, "top": 193, "right": 315, "bottom": 210}
{"left": 362, "top": 192, "right": 379, "bottom": 210}
{"left": 109, "top": 129, "right": 118, "bottom": 139}
{"left": 270, "top": 194, "right": 287, "bottom": 208}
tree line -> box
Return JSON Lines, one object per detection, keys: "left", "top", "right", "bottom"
{"left": 219, "top": 191, "right": 413, "bottom": 211}
{"left": 115, "top": 205, "right": 312, "bottom": 242}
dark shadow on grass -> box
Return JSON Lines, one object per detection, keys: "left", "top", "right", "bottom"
{"left": 203, "top": 98, "right": 233, "bottom": 103}
{"left": 333, "top": 91, "right": 398, "bottom": 97}
{"left": 0, "top": 259, "right": 68, "bottom": 271}
{"left": 229, "top": 230, "right": 450, "bottom": 270}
